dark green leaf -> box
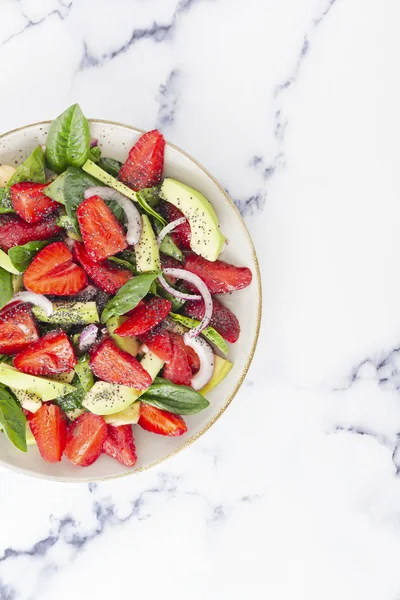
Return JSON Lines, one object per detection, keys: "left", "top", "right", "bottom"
{"left": 55, "top": 377, "right": 85, "bottom": 411}
{"left": 0, "top": 188, "right": 14, "bottom": 214}
{"left": 108, "top": 253, "right": 137, "bottom": 272}
{"left": 43, "top": 171, "right": 66, "bottom": 204}
{"left": 141, "top": 378, "right": 209, "bottom": 415}
{"left": 101, "top": 271, "right": 160, "bottom": 323}
{"left": 7, "top": 146, "right": 46, "bottom": 186}
{"left": 88, "top": 146, "right": 101, "bottom": 163}
{"left": 74, "top": 355, "right": 94, "bottom": 392}
{"left": 46, "top": 104, "right": 90, "bottom": 173}
{"left": 8, "top": 240, "right": 49, "bottom": 272}
{"left": 0, "top": 384, "right": 27, "bottom": 451}
{"left": 0, "top": 268, "right": 13, "bottom": 310}
{"left": 98, "top": 157, "right": 122, "bottom": 177}
{"left": 139, "top": 186, "right": 161, "bottom": 208}
{"left": 136, "top": 190, "right": 166, "bottom": 226}
{"left": 169, "top": 313, "right": 228, "bottom": 355}
{"left": 154, "top": 221, "right": 183, "bottom": 261}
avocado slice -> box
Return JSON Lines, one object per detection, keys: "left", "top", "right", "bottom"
{"left": 135, "top": 215, "right": 161, "bottom": 273}
{"left": 11, "top": 388, "right": 42, "bottom": 413}
{"left": 160, "top": 178, "right": 226, "bottom": 262}
{"left": 104, "top": 402, "right": 140, "bottom": 425}
{"left": 106, "top": 315, "right": 140, "bottom": 356}
{"left": 0, "top": 364, "right": 75, "bottom": 400}
{"left": 33, "top": 302, "right": 99, "bottom": 326}
{"left": 199, "top": 355, "right": 233, "bottom": 395}
{"left": 82, "top": 351, "right": 164, "bottom": 415}
{"left": 43, "top": 171, "right": 66, "bottom": 204}
{"left": 65, "top": 408, "right": 85, "bottom": 422}
{"left": 0, "top": 249, "right": 21, "bottom": 275}
{"left": 12, "top": 274, "right": 24, "bottom": 293}
{"left": 50, "top": 371, "right": 75, "bottom": 384}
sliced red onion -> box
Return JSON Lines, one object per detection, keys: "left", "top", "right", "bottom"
{"left": 219, "top": 240, "right": 228, "bottom": 255}
{"left": 12, "top": 292, "right": 53, "bottom": 317}
{"left": 90, "top": 138, "right": 99, "bottom": 148}
{"left": 140, "top": 343, "right": 149, "bottom": 354}
{"left": 78, "top": 324, "right": 98, "bottom": 353}
{"left": 162, "top": 268, "right": 212, "bottom": 336}
{"left": 158, "top": 274, "right": 202, "bottom": 301}
{"left": 84, "top": 186, "right": 142, "bottom": 245}
{"left": 156, "top": 217, "right": 187, "bottom": 247}
{"left": 183, "top": 333, "right": 214, "bottom": 390}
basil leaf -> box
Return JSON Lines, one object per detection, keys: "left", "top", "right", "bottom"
{"left": 55, "top": 377, "right": 85, "bottom": 412}
{"left": 7, "top": 146, "right": 46, "bottom": 186}
{"left": 169, "top": 313, "right": 228, "bottom": 355}
{"left": 141, "top": 378, "right": 209, "bottom": 415}
{"left": 154, "top": 221, "right": 182, "bottom": 261}
{"left": 0, "top": 188, "right": 14, "bottom": 214}
{"left": 8, "top": 240, "right": 49, "bottom": 272}
{"left": 136, "top": 190, "right": 166, "bottom": 226}
{"left": 101, "top": 271, "right": 160, "bottom": 323}
{"left": 0, "top": 268, "right": 13, "bottom": 309}
{"left": 74, "top": 355, "right": 94, "bottom": 392}
{"left": 88, "top": 146, "right": 101, "bottom": 163}
{"left": 46, "top": 104, "right": 90, "bottom": 173}
{"left": 0, "top": 384, "right": 27, "bottom": 451}
{"left": 98, "top": 157, "right": 122, "bottom": 177}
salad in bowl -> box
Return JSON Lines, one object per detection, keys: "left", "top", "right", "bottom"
{"left": 0, "top": 104, "right": 255, "bottom": 474}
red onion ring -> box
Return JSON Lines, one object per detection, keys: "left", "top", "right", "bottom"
{"left": 158, "top": 274, "right": 202, "bottom": 301}
{"left": 156, "top": 217, "right": 187, "bottom": 247}
{"left": 11, "top": 292, "right": 53, "bottom": 317}
{"left": 183, "top": 333, "right": 214, "bottom": 390}
{"left": 78, "top": 324, "right": 98, "bottom": 353}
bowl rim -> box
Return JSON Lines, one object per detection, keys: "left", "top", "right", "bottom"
{"left": 0, "top": 118, "right": 262, "bottom": 482}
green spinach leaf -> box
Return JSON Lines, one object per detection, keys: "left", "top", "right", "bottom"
{"left": 98, "top": 157, "right": 122, "bottom": 177}
{"left": 8, "top": 240, "right": 49, "bottom": 272}
{"left": 63, "top": 166, "right": 99, "bottom": 232}
{"left": 169, "top": 312, "right": 228, "bottom": 355}
{"left": 101, "top": 271, "right": 160, "bottom": 323}
{"left": 0, "top": 188, "right": 14, "bottom": 214}
{"left": 46, "top": 104, "right": 90, "bottom": 173}
{"left": 141, "top": 378, "right": 209, "bottom": 415}
{"left": 55, "top": 377, "right": 85, "bottom": 412}
{"left": 0, "top": 268, "right": 13, "bottom": 309}
{"left": 108, "top": 250, "right": 137, "bottom": 273}
{"left": 0, "top": 384, "right": 27, "bottom": 451}
{"left": 136, "top": 190, "right": 166, "bottom": 226}
{"left": 88, "top": 146, "right": 101, "bottom": 163}
{"left": 7, "top": 146, "right": 46, "bottom": 186}
{"left": 43, "top": 171, "right": 66, "bottom": 204}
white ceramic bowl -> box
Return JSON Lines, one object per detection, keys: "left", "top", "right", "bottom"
{"left": 0, "top": 120, "right": 261, "bottom": 481}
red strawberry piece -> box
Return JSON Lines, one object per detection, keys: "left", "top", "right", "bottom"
{"left": 118, "top": 129, "right": 165, "bottom": 191}
{"left": 0, "top": 214, "right": 61, "bottom": 252}
{"left": 103, "top": 424, "right": 137, "bottom": 467}
{"left": 77, "top": 195, "right": 127, "bottom": 262}
{"left": 139, "top": 327, "right": 173, "bottom": 362}
{"left": 114, "top": 297, "right": 172, "bottom": 337}
{"left": 14, "top": 330, "right": 77, "bottom": 375}
{"left": 184, "top": 296, "right": 240, "bottom": 343}
{"left": 163, "top": 334, "right": 192, "bottom": 386}
{"left": 65, "top": 413, "right": 107, "bottom": 467}
{"left": 28, "top": 404, "right": 67, "bottom": 463}
{"left": 0, "top": 302, "right": 39, "bottom": 354}
{"left": 23, "top": 241, "right": 87, "bottom": 296}
{"left": 90, "top": 338, "right": 152, "bottom": 390}
{"left": 185, "top": 345, "right": 200, "bottom": 374}
{"left": 139, "top": 403, "right": 187, "bottom": 436}
{"left": 73, "top": 242, "right": 131, "bottom": 294}
{"left": 159, "top": 201, "right": 191, "bottom": 250}
{"left": 10, "top": 182, "right": 58, "bottom": 224}
{"left": 184, "top": 253, "right": 252, "bottom": 294}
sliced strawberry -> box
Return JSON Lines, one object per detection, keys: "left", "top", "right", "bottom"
{"left": 118, "top": 129, "right": 165, "bottom": 191}
{"left": 115, "top": 298, "right": 172, "bottom": 337}
{"left": 184, "top": 297, "right": 240, "bottom": 343}
{"left": 163, "top": 335, "right": 192, "bottom": 386}
{"left": 0, "top": 302, "right": 39, "bottom": 354}
{"left": 139, "top": 327, "right": 173, "bottom": 362}
{"left": 103, "top": 424, "right": 137, "bottom": 467}
{"left": 23, "top": 241, "right": 87, "bottom": 296}
{"left": 185, "top": 345, "right": 200, "bottom": 374}
{"left": 65, "top": 413, "right": 107, "bottom": 467}
{"left": 159, "top": 201, "right": 191, "bottom": 250}
{"left": 73, "top": 242, "right": 131, "bottom": 294}
{"left": 28, "top": 404, "right": 67, "bottom": 463}
{"left": 14, "top": 330, "right": 77, "bottom": 375}
{"left": 90, "top": 338, "right": 152, "bottom": 390}
{"left": 184, "top": 253, "right": 252, "bottom": 294}
{"left": 10, "top": 182, "right": 58, "bottom": 224}
{"left": 0, "top": 214, "right": 61, "bottom": 252}
{"left": 139, "top": 403, "right": 187, "bottom": 437}
{"left": 77, "top": 195, "right": 128, "bottom": 262}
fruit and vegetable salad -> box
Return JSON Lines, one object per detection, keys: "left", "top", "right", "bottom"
{"left": 0, "top": 104, "right": 252, "bottom": 468}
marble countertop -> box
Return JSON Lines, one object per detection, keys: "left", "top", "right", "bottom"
{"left": 1, "top": 0, "right": 400, "bottom": 598}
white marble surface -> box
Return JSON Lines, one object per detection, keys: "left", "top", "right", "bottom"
{"left": 1, "top": 0, "right": 400, "bottom": 598}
